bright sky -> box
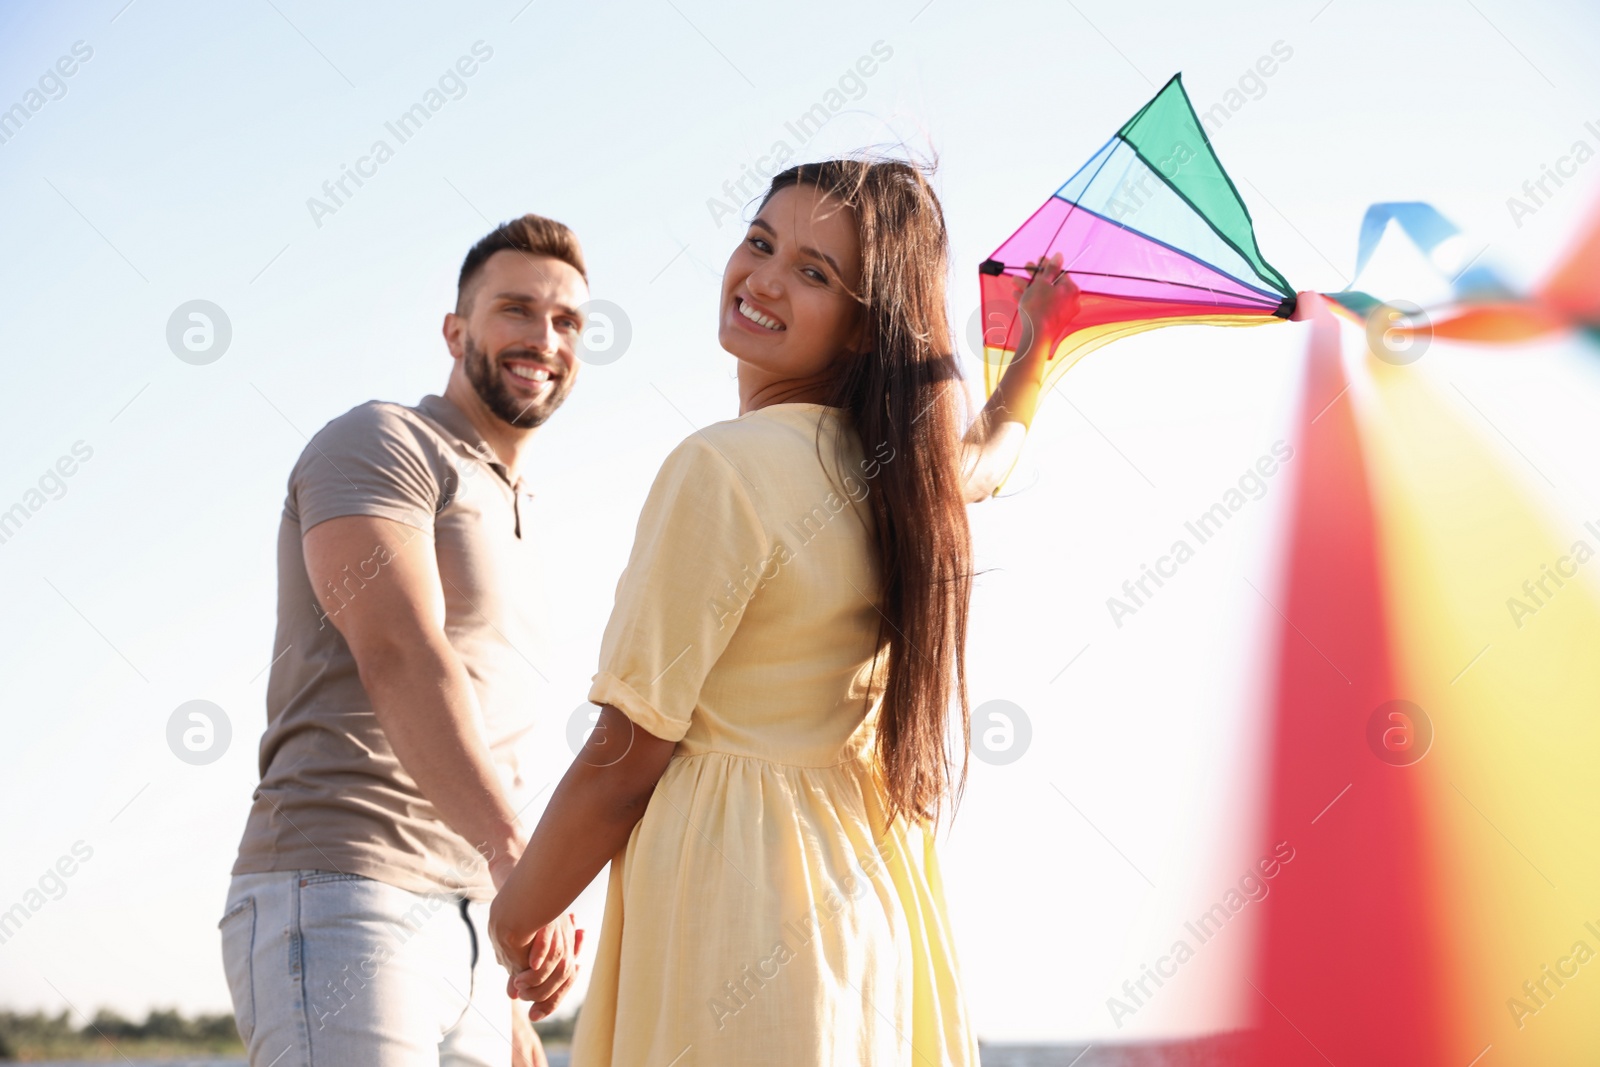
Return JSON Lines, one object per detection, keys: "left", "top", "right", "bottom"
{"left": 2, "top": 0, "right": 1599, "bottom": 1045}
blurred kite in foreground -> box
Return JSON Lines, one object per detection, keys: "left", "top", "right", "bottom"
{"left": 1324, "top": 199, "right": 1600, "bottom": 347}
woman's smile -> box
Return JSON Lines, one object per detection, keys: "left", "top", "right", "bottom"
{"left": 732, "top": 295, "right": 787, "bottom": 332}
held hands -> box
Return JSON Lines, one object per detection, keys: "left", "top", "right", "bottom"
{"left": 509, "top": 920, "right": 584, "bottom": 1020}
{"left": 1010, "top": 251, "right": 1083, "bottom": 351}
{"left": 488, "top": 907, "right": 584, "bottom": 1022}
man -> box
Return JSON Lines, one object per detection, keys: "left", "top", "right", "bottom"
{"left": 220, "top": 214, "right": 587, "bottom": 1067}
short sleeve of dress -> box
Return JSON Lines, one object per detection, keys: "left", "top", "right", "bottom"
{"left": 588, "top": 433, "right": 771, "bottom": 743}
{"left": 290, "top": 403, "right": 443, "bottom": 535}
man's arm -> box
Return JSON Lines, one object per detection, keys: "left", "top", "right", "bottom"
{"left": 303, "top": 513, "right": 525, "bottom": 884}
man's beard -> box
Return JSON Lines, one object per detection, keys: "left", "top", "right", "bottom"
{"left": 462, "top": 332, "right": 572, "bottom": 429}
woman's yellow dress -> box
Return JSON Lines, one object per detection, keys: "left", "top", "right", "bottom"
{"left": 572, "top": 403, "right": 979, "bottom": 1065}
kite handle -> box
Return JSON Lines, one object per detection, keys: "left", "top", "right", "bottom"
{"left": 979, "top": 258, "right": 1053, "bottom": 278}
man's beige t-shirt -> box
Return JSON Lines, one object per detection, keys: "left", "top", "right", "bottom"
{"left": 232, "top": 393, "right": 543, "bottom": 901}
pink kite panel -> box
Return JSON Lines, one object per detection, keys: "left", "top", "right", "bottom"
{"left": 989, "top": 196, "right": 1280, "bottom": 309}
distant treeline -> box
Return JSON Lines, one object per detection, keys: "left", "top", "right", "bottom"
{"left": 0, "top": 1004, "right": 573, "bottom": 1059}
{"left": 0, "top": 1007, "right": 240, "bottom": 1060}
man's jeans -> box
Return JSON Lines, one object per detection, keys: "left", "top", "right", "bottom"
{"left": 219, "top": 870, "right": 509, "bottom": 1066}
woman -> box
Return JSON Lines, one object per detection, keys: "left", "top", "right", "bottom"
{"left": 489, "top": 158, "right": 1080, "bottom": 1064}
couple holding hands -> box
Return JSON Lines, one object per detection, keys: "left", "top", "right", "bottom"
{"left": 220, "top": 156, "right": 1081, "bottom": 1066}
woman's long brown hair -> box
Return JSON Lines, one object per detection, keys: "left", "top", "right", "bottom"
{"left": 759, "top": 158, "right": 973, "bottom": 825}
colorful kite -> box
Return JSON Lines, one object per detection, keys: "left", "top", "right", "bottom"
{"left": 978, "top": 73, "right": 1298, "bottom": 398}
{"left": 978, "top": 72, "right": 1597, "bottom": 399}
{"left": 981, "top": 73, "right": 1600, "bottom": 1063}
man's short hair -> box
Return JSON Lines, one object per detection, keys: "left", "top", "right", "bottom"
{"left": 456, "top": 214, "right": 587, "bottom": 314}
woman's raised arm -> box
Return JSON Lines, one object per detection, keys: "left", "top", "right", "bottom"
{"left": 961, "top": 252, "right": 1082, "bottom": 502}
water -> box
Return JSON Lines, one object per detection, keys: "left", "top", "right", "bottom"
{"left": 980, "top": 1035, "right": 1250, "bottom": 1065}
